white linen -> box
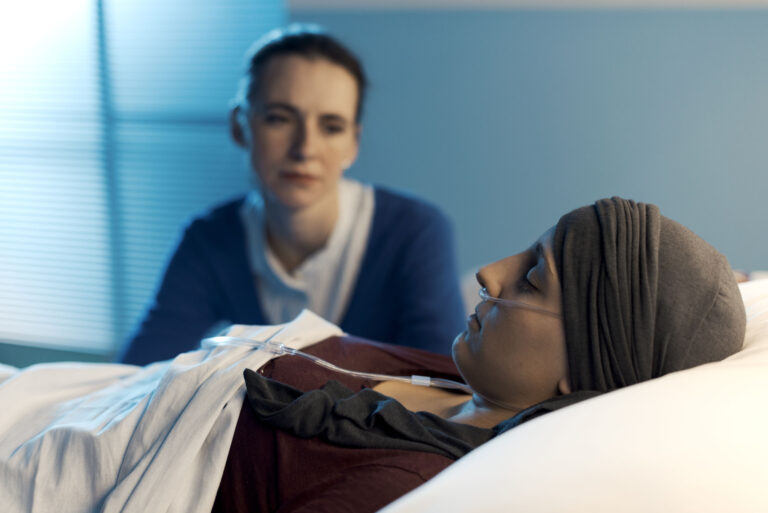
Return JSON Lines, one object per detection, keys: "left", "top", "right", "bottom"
{"left": 0, "top": 363, "right": 17, "bottom": 384}
{"left": 0, "top": 310, "right": 342, "bottom": 513}
{"left": 240, "top": 178, "right": 375, "bottom": 324}
{"left": 381, "top": 279, "right": 768, "bottom": 513}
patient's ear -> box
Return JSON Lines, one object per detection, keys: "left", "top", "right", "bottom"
{"left": 229, "top": 107, "right": 248, "bottom": 149}
{"left": 557, "top": 376, "right": 572, "bottom": 395}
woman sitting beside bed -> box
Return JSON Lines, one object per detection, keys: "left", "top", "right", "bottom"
{"left": 118, "top": 25, "right": 465, "bottom": 365}
{"left": 212, "top": 196, "right": 746, "bottom": 512}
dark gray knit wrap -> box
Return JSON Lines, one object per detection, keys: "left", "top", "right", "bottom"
{"left": 552, "top": 197, "right": 746, "bottom": 393}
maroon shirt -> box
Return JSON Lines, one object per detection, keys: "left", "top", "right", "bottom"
{"left": 212, "top": 335, "right": 462, "bottom": 513}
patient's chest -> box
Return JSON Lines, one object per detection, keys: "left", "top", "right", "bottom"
{"left": 373, "top": 380, "right": 470, "bottom": 417}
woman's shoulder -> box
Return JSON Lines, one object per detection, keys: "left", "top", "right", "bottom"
{"left": 162, "top": 196, "right": 250, "bottom": 260}
{"left": 369, "top": 185, "right": 452, "bottom": 237}
{"left": 372, "top": 185, "right": 446, "bottom": 218}
{"left": 180, "top": 195, "right": 248, "bottom": 238}
{"left": 193, "top": 195, "right": 247, "bottom": 225}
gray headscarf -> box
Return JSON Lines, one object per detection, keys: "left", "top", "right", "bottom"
{"left": 552, "top": 197, "right": 746, "bottom": 393}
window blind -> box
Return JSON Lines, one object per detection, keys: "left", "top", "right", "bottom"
{"left": 0, "top": 0, "right": 285, "bottom": 355}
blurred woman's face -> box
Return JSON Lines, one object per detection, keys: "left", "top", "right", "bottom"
{"left": 452, "top": 227, "right": 569, "bottom": 411}
{"left": 237, "top": 55, "right": 360, "bottom": 210}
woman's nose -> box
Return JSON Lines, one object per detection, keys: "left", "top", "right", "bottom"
{"left": 289, "top": 120, "right": 319, "bottom": 161}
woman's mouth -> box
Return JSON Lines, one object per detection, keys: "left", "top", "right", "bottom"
{"left": 280, "top": 170, "right": 318, "bottom": 186}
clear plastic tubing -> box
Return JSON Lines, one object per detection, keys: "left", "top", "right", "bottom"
{"left": 201, "top": 334, "right": 473, "bottom": 394}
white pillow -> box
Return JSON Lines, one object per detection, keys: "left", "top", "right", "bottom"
{"left": 382, "top": 279, "right": 768, "bottom": 513}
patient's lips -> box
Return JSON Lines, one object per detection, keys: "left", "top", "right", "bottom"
{"left": 467, "top": 313, "right": 480, "bottom": 331}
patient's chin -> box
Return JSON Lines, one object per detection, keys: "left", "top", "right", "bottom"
{"left": 451, "top": 333, "right": 478, "bottom": 392}
{"left": 450, "top": 332, "right": 466, "bottom": 364}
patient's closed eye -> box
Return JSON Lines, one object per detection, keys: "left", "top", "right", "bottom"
{"left": 516, "top": 266, "right": 537, "bottom": 294}
{"left": 526, "top": 267, "right": 540, "bottom": 289}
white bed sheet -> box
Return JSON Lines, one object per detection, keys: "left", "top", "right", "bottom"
{"left": 0, "top": 311, "right": 342, "bottom": 513}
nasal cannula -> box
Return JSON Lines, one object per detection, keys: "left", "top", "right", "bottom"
{"left": 201, "top": 328, "right": 473, "bottom": 394}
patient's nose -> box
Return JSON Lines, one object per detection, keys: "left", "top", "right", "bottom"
{"left": 476, "top": 261, "right": 503, "bottom": 298}
{"left": 477, "top": 254, "right": 525, "bottom": 299}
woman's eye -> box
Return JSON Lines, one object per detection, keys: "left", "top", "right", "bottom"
{"left": 264, "top": 113, "right": 290, "bottom": 125}
{"left": 321, "top": 123, "right": 345, "bottom": 135}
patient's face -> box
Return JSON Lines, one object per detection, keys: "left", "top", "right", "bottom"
{"left": 452, "top": 227, "right": 568, "bottom": 411}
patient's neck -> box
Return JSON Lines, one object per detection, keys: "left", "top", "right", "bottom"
{"left": 446, "top": 395, "right": 524, "bottom": 429}
{"left": 372, "top": 381, "right": 526, "bottom": 429}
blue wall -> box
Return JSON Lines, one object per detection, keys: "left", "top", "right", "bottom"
{"left": 293, "top": 9, "right": 768, "bottom": 273}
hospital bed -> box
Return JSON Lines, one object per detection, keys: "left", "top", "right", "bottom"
{"left": 1, "top": 280, "right": 767, "bottom": 512}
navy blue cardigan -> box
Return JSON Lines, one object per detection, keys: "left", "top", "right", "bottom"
{"left": 118, "top": 187, "right": 466, "bottom": 365}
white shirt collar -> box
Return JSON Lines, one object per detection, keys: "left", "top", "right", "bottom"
{"left": 239, "top": 178, "right": 375, "bottom": 324}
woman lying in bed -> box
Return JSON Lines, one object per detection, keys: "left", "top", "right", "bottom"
{"left": 212, "top": 196, "right": 746, "bottom": 512}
